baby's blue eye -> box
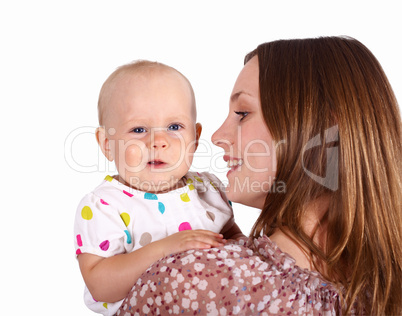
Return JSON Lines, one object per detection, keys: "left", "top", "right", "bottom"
{"left": 168, "top": 124, "right": 181, "bottom": 131}
{"left": 132, "top": 127, "right": 146, "bottom": 133}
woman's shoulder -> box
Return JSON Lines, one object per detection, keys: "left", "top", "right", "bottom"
{"left": 251, "top": 236, "right": 336, "bottom": 291}
{"left": 118, "top": 237, "right": 341, "bottom": 315}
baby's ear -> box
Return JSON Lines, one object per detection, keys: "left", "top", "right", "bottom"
{"left": 195, "top": 123, "right": 202, "bottom": 150}
{"left": 96, "top": 127, "right": 114, "bottom": 161}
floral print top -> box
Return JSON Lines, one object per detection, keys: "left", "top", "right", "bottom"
{"left": 117, "top": 236, "right": 342, "bottom": 315}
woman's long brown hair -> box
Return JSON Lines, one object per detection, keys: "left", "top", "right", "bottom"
{"left": 247, "top": 37, "right": 401, "bottom": 315}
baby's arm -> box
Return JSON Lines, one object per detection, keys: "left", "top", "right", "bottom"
{"left": 78, "top": 229, "right": 225, "bottom": 303}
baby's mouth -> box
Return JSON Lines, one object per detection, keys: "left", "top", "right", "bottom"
{"left": 148, "top": 160, "right": 166, "bottom": 167}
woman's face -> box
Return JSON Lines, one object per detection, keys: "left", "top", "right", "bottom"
{"left": 212, "top": 56, "right": 277, "bottom": 209}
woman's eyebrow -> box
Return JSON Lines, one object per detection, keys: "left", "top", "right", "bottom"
{"left": 230, "top": 91, "right": 253, "bottom": 103}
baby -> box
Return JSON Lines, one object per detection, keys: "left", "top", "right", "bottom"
{"left": 74, "top": 60, "right": 242, "bottom": 315}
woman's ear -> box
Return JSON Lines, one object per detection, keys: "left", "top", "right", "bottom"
{"left": 194, "top": 123, "right": 202, "bottom": 150}
{"left": 96, "top": 127, "right": 114, "bottom": 162}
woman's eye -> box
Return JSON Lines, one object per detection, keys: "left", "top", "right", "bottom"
{"left": 234, "top": 111, "right": 249, "bottom": 121}
{"left": 132, "top": 127, "right": 146, "bottom": 133}
{"left": 168, "top": 124, "right": 181, "bottom": 131}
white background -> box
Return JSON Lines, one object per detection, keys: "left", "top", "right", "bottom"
{"left": 1, "top": 1, "right": 400, "bottom": 315}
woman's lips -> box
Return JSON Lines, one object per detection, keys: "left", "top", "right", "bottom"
{"left": 223, "top": 155, "right": 244, "bottom": 175}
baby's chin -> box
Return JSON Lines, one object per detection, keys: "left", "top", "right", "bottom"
{"left": 121, "top": 175, "right": 186, "bottom": 194}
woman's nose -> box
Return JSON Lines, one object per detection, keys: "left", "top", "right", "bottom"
{"left": 211, "top": 118, "right": 233, "bottom": 149}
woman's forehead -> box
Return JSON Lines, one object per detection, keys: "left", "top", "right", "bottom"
{"left": 231, "top": 57, "right": 259, "bottom": 104}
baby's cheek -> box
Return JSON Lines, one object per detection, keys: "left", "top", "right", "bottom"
{"left": 122, "top": 143, "right": 148, "bottom": 169}
{"left": 125, "top": 148, "right": 142, "bottom": 166}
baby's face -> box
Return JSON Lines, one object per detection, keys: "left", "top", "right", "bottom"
{"left": 103, "top": 69, "right": 200, "bottom": 193}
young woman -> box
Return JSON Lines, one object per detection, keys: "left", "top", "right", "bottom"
{"left": 117, "top": 37, "right": 401, "bottom": 315}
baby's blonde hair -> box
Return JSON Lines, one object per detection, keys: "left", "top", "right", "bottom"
{"left": 97, "top": 60, "right": 196, "bottom": 126}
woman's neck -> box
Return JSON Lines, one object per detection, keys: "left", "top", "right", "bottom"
{"left": 270, "top": 195, "right": 329, "bottom": 271}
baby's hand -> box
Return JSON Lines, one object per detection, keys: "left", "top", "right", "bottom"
{"left": 159, "top": 230, "right": 226, "bottom": 257}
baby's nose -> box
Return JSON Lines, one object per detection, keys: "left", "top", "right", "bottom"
{"left": 151, "top": 130, "right": 169, "bottom": 149}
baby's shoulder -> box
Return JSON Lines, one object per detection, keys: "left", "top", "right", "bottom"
{"left": 77, "top": 176, "right": 127, "bottom": 210}
{"left": 185, "top": 171, "right": 223, "bottom": 186}
{"left": 185, "top": 171, "right": 228, "bottom": 203}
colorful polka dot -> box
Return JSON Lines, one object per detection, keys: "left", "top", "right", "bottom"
{"left": 124, "top": 230, "right": 132, "bottom": 244}
{"left": 103, "top": 302, "right": 108, "bottom": 309}
{"left": 100, "top": 199, "right": 109, "bottom": 205}
{"left": 104, "top": 175, "right": 113, "bottom": 182}
{"left": 120, "top": 212, "right": 130, "bottom": 227}
{"left": 76, "top": 249, "right": 82, "bottom": 255}
{"left": 180, "top": 192, "right": 190, "bottom": 202}
{"left": 179, "top": 222, "right": 192, "bottom": 231}
{"left": 123, "top": 190, "right": 133, "bottom": 197}
{"left": 99, "top": 240, "right": 110, "bottom": 251}
{"left": 81, "top": 206, "right": 93, "bottom": 220}
{"left": 158, "top": 202, "right": 165, "bottom": 214}
{"left": 187, "top": 179, "right": 195, "bottom": 190}
{"left": 194, "top": 176, "right": 203, "bottom": 183}
{"left": 139, "top": 232, "right": 152, "bottom": 246}
{"left": 210, "top": 181, "right": 218, "bottom": 191}
{"left": 144, "top": 192, "right": 158, "bottom": 200}
{"left": 76, "top": 234, "right": 83, "bottom": 247}
{"left": 206, "top": 211, "right": 215, "bottom": 222}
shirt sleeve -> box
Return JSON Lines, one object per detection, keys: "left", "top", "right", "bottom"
{"left": 200, "top": 172, "right": 235, "bottom": 233}
{"left": 74, "top": 192, "right": 134, "bottom": 258}
{"left": 200, "top": 172, "right": 232, "bottom": 206}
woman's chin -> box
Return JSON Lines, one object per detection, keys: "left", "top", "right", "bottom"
{"left": 226, "top": 189, "right": 264, "bottom": 209}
